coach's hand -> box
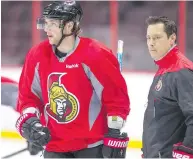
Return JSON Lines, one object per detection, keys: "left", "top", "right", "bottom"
{"left": 173, "top": 142, "right": 193, "bottom": 159}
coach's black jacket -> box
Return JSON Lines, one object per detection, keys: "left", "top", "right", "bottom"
{"left": 142, "top": 46, "right": 193, "bottom": 158}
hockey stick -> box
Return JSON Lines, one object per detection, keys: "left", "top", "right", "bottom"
{"left": 1, "top": 147, "right": 28, "bottom": 158}
{"left": 117, "top": 40, "right": 124, "bottom": 72}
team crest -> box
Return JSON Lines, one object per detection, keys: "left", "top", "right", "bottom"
{"left": 45, "top": 73, "right": 79, "bottom": 124}
{"left": 155, "top": 79, "right": 162, "bottom": 91}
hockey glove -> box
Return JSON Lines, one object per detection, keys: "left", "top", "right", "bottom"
{"left": 102, "top": 128, "right": 129, "bottom": 158}
{"left": 16, "top": 113, "right": 50, "bottom": 148}
{"left": 173, "top": 142, "right": 193, "bottom": 159}
{"left": 27, "top": 141, "right": 43, "bottom": 155}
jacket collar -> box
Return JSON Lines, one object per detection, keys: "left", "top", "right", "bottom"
{"left": 154, "top": 45, "right": 179, "bottom": 68}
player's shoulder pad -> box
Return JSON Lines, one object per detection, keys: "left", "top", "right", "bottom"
{"left": 81, "top": 37, "right": 116, "bottom": 60}
{"left": 26, "top": 40, "right": 51, "bottom": 60}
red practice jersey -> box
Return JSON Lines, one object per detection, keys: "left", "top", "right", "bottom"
{"left": 17, "top": 37, "right": 130, "bottom": 152}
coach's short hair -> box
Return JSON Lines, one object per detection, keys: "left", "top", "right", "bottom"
{"left": 146, "top": 16, "right": 177, "bottom": 39}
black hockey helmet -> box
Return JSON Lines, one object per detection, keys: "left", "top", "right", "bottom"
{"left": 37, "top": 1, "right": 83, "bottom": 29}
{"left": 37, "top": 1, "right": 83, "bottom": 49}
{"left": 43, "top": 1, "right": 83, "bottom": 22}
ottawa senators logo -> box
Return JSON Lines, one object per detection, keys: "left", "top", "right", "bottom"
{"left": 155, "top": 79, "right": 162, "bottom": 91}
{"left": 45, "top": 73, "right": 79, "bottom": 124}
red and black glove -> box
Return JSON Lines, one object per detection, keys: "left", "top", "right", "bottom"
{"left": 173, "top": 142, "right": 193, "bottom": 159}
{"left": 16, "top": 113, "right": 50, "bottom": 148}
{"left": 102, "top": 128, "right": 129, "bottom": 158}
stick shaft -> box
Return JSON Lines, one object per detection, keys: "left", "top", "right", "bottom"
{"left": 2, "top": 148, "right": 28, "bottom": 158}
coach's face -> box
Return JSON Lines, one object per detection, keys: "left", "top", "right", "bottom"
{"left": 146, "top": 23, "right": 176, "bottom": 61}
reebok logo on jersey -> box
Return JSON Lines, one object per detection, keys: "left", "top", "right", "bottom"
{"left": 66, "top": 64, "right": 79, "bottom": 69}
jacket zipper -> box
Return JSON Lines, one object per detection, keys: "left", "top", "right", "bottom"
{"left": 159, "top": 151, "right": 161, "bottom": 158}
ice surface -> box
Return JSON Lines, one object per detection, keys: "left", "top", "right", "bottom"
{"left": 0, "top": 139, "right": 141, "bottom": 159}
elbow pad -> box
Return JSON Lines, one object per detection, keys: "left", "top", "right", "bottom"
{"left": 107, "top": 116, "right": 125, "bottom": 130}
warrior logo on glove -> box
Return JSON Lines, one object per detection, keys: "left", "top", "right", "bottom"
{"left": 45, "top": 73, "right": 80, "bottom": 123}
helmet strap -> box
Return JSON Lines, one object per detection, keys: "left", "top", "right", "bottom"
{"left": 55, "top": 20, "right": 79, "bottom": 51}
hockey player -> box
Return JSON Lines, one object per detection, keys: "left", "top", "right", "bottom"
{"left": 15, "top": 1, "right": 130, "bottom": 158}
{"left": 1, "top": 76, "right": 43, "bottom": 156}
{"left": 142, "top": 16, "right": 193, "bottom": 158}
{"left": 1, "top": 76, "right": 18, "bottom": 109}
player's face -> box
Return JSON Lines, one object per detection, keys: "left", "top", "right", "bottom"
{"left": 44, "top": 18, "right": 62, "bottom": 45}
{"left": 146, "top": 23, "right": 176, "bottom": 61}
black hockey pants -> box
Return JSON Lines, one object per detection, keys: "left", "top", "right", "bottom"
{"left": 44, "top": 145, "right": 103, "bottom": 158}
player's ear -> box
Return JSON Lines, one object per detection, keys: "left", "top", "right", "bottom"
{"left": 170, "top": 33, "right": 176, "bottom": 45}
{"left": 66, "top": 21, "right": 74, "bottom": 34}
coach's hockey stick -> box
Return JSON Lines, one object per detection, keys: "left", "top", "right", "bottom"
{"left": 117, "top": 40, "right": 124, "bottom": 72}
{"left": 1, "top": 147, "right": 28, "bottom": 158}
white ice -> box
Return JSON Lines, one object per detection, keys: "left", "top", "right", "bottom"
{"left": 1, "top": 106, "right": 141, "bottom": 158}
{"left": 0, "top": 138, "right": 141, "bottom": 159}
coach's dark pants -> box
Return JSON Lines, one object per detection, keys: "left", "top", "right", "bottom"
{"left": 44, "top": 145, "right": 103, "bottom": 158}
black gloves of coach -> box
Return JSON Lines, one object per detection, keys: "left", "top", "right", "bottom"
{"left": 16, "top": 113, "right": 51, "bottom": 148}
{"left": 102, "top": 128, "right": 129, "bottom": 158}
{"left": 173, "top": 142, "right": 193, "bottom": 158}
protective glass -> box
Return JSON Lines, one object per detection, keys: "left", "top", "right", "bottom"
{"left": 37, "top": 17, "right": 61, "bottom": 30}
